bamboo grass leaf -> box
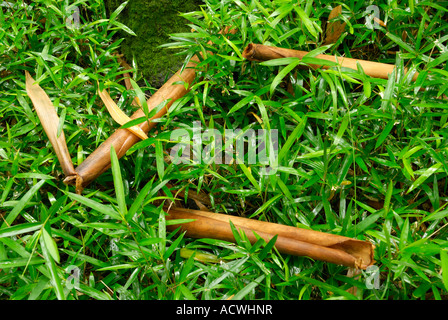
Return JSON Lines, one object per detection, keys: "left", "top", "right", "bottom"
{"left": 110, "top": 146, "right": 128, "bottom": 219}
{"left": 77, "top": 283, "right": 113, "bottom": 300}
{"left": 375, "top": 120, "right": 395, "bottom": 150}
{"left": 42, "top": 228, "right": 60, "bottom": 264}
{"left": 155, "top": 140, "right": 165, "bottom": 180}
{"left": 0, "top": 222, "right": 42, "bottom": 238}
{"left": 270, "top": 59, "right": 302, "bottom": 96}
{"left": 40, "top": 234, "right": 65, "bottom": 300}
{"left": 231, "top": 274, "right": 266, "bottom": 300}
{"left": 293, "top": 6, "right": 318, "bottom": 39}
{"left": 67, "top": 192, "right": 122, "bottom": 221}
{"left": 0, "top": 257, "right": 44, "bottom": 269}
{"left": 441, "top": 250, "right": 448, "bottom": 291}
{"left": 1, "top": 179, "right": 46, "bottom": 228}
{"left": 407, "top": 163, "right": 442, "bottom": 194}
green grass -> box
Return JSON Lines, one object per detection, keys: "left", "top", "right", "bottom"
{"left": 1, "top": 0, "right": 448, "bottom": 300}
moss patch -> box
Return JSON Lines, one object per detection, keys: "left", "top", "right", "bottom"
{"left": 105, "top": 0, "right": 202, "bottom": 87}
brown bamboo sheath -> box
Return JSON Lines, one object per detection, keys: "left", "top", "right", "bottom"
{"left": 243, "top": 43, "right": 419, "bottom": 81}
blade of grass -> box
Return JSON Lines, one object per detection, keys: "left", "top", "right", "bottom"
{"left": 1, "top": 180, "right": 46, "bottom": 228}
{"left": 231, "top": 274, "right": 265, "bottom": 300}
{"left": 110, "top": 146, "right": 128, "bottom": 219}
{"left": 40, "top": 235, "right": 65, "bottom": 300}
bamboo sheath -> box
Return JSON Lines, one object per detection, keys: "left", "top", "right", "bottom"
{"left": 243, "top": 43, "right": 419, "bottom": 81}
{"left": 25, "top": 72, "right": 78, "bottom": 181}
{"left": 64, "top": 56, "right": 199, "bottom": 191}
{"left": 166, "top": 207, "right": 375, "bottom": 269}
{"left": 64, "top": 29, "right": 237, "bottom": 193}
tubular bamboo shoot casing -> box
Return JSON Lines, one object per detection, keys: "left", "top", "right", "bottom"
{"left": 63, "top": 56, "right": 199, "bottom": 192}
{"left": 166, "top": 207, "right": 375, "bottom": 269}
{"left": 242, "top": 43, "right": 419, "bottom": 81}
{"left": 65, "top": 28, "right": 237, "bottom": 192}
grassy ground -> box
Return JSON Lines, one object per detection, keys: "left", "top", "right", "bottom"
{"left": 1, "top": 0, "right": 448, "bottom": 300}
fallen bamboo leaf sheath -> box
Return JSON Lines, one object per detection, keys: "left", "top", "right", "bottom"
{"left": 25, "top": 72, "right": 79, "bottom": 183}
{"left": 97, "top": 87, "right": 149, "bottom": 141}
{"left": 242, "top": 43, "right": 419, "bottom": 81}
{"left": 64, "top": 28, "right": 237, "bottom": 193}
{"left": 63, "top": 56, "right": 199, "bottom": 192}
{"left": 166, "top": 207, "right": 375, "bottom": 269}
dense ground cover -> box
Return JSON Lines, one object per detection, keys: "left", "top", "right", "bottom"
{"left": 1, "top": 0, "right": 448, "bottom": 300}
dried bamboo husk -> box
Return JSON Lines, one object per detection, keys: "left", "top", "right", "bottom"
{"left": 65, "top": 28, "right": 237, "bottom": 193}
{"left": 243, "top": 43, "right": 419, "bottom": 81}
{"left": 166, "top": 207, "right": 375, "bottom": 269}
{"left": 97, "top": 87, "right": 149, "bottom": 141}
{"left": 63, "top": 55, "right": 199, "bottom": 192}
{"left": 25, "top": 72, "right": 79, "bottom": 184}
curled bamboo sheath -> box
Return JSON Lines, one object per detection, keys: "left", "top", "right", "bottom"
{"left": 63, "top": 56, "right": 199, "bottom": 192}
{"left": 243, "top": 43, "right": 419, "bottom": 81}
{"left": 65, "top": 28, "right": 237, "bottom": 193}
{"left": 166, "top": 207, "right": 374, "bottom": 269}
{"left": 25, "top": 72, "right": 79, "bottom": 182}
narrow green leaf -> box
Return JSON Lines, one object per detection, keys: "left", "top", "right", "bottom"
{"left": 258, "top": 235, "right": 278, "bottom": 260}
{"left": 270, "top": 59, "right": 302, "bottom": 96}
{"left": 15, "top": 173, "right": 55, "bottom": 180}
{"left": 440, "top": 250, "right": 448, "bottom": 292}
{"left": 127, "top": 177, "right": 154, "bottom": 221}
{"left": 231, "top": 275, "right": 265, "bottom": 300}
{"left": 155, "top": 140, "right": 165, "bottom": 180}
{"left": 0, "top": 222, "right": 42, "bottom": 238}
{"left": 260, "top": 57, "right": 301, "bottom": 67}
{"left": 42, "top": 228, "right": 60, "bottom": 264}
{"left": 399, "top": 218, "right": 410, "bottom": 250}
{"left": 407, "top": 163, "right": 442, "bottom": 194}
{"left": 77, "top": 283, "right": 112, "bottom": 300}
{"left": 2, "top": 180, "right": 46, "bottom": 228}
{"left": 97, "top": 263, "right": 137, "bottom": 271}
{"left": 110, "top": 0, "right": 128, "bottom": 21}
{"left": 222, "top": 35, "right": 243, "bottom": 60}
{"left": 249, "top": 194, "right": 282, "bottom": 218}
{"left": 426, "top": 51, "right": 448, "bottom": 69}
{"left": 129, "top": 79, "right": 149, "bottom": 116}
{"left": 375, "top": 120, "right": 395, "bottom": 149}
{"left": 384, "top": 180, "right": 394, "bottom": 213}
{"left": 40, "top": 235, "right": 65, "bottom": 300}
{"left": 163, "top": 231, "right": 185, "bottom": 261}
{"left": 278, "top": 119, "right": 306, "bottom": 163}
{"left": 139, "top": 237, "right": 164, "bottom": 246}
{"left": 0, "top": 257, "right": 44, "bottom": 269}
{"left": 229, "top": 94, "right": 254, "bottom": 114}
{"left": 238, "top": 162, "right": 261, "bottom": 192}
{"left": 110, "top": 146, "right": 127, "bottom": 219}
{"left": 300, "top": 276, "right": 357, "bottom": 299}
{"left": 301, "top": 57, "right": 339, "bottom": 68}
{"left": 67, "top": 192, "right": 122, "bottom": 220}
{"left": 385, "top": 32, "right": 417, "bottom": 55}
{"left": 293, "top": 6, "right": 318, "bottom": 39}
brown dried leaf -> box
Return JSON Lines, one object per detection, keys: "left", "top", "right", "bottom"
{"left": 25, "top": 71, "right": 77, "bottom": 178}
{"left": 324, "top": 5, "right": 346, "bottom": 45}
{"left": 97, "top": 87, "right": 148, "bottom": 141}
